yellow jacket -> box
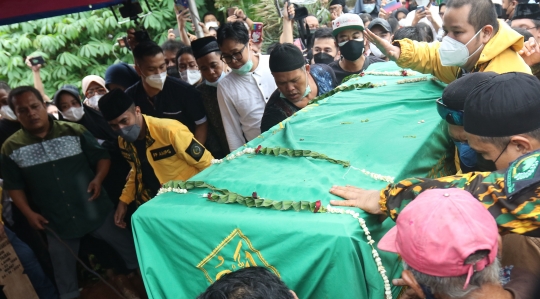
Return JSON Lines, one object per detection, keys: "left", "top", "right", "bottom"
{"left": 119, "top": 115, "right": 213, "bottom": 205}
{"left": 395, "top": 20, "right": 531, "bottom": 83}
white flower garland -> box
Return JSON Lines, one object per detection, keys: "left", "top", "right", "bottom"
{"left": 364, "top": 70, "right": 420, "bottom": 76}
{"left": 156, "top": 187, "right": 187, "bottom": 196}
{"left": 361, "top": 169, "right": 395, "bottom": 184}
{"left": 326, "top": 205, "right": 393, "bottom": 299}
{"left": 157, "top": 187, "right": 392, "bottom": 298}
{"left": 396, "top": 76, "right": 428, "bottom": 84}
{"left": 212, "top": 147, "right": 256, "bottom": 164}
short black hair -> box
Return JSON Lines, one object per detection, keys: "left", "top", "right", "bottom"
{"left": 311, "top": 27, "right": 336, "bottom": 48}
{"left": 217, "top": 21, "right": 250, "bottom": 46}
{"left": 0, "top": 81, "right": 10, "bottom": 92}
{"left": 446, "top": 0, "right": 499, "bottom": 33}
{"left": 175, "top": 46, "right": 194, "bottom": 68}
{"left": 133, "top": 41, "right": 163, "bottom": 64}
{"left": 359, "top": 13, "right": 373, "bottom": 24}
{"left": 203, "top": 12, "right": 218, "bottom": 22}
{"left": 512, "top": 27, "right": 534, "bottom": 41}
{"left": 161, "top": 40, "right": 185, "bottom": 53}
{"left": 8, "top": 86, "right": 44, "bottom": 111}
{"left": 393, "top": 26, "right": 424, "bottom": 42}
{"left": 416, "top": 23, "right": 434, "bottom": 42}
{"left": 387, "top": 17, "right": 399, "bottom": 34}
{"left": 196, "top": 267, "right": 295, "bottom": 299}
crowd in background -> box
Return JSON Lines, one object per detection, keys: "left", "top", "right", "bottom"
{"left": 3, "top": 0, "right": 540, "bottom": 298}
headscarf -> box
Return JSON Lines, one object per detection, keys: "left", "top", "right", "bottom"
{"left": 392, "top": 7, "right": 410, "bottom": 19}
{"left": 354, "top": 0, "right": 381, "bottom": 16}
{"left": 82, "top": 75, "right": 107, "bottom": 95}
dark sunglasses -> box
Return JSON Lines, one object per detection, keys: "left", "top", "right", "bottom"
{"left": 436, "top": 97, "right": 464, "bottom": 126}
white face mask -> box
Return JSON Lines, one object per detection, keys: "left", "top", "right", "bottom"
{"left": 181, "top": 69, "right": 202, "bottom": 85}
{"left": 369, "top": 42, "right": 386, "bottom": 58}
{"left": 205, "top": 21, "right": 219, "bottom": 30}
{"left": 60, "top": 106, "right": 85, "bottom": 122}
{"left": 0, "top": 105, "right": 17, "bottom": 121}
{"left": 206, "top": 66, "right": 227, "bottom": 87}
{"left": 85, "top": 94, "right": 103, "bottom": 110}
{"left": 52, "top": 113, "right": 59, "bottom": 119}
{"left": 145, "top": 71, "right": 167, "bottom": 90}
{"left": 439, "top": 29, "right": 484, "bottom": 67}
{"left": 363, "top": 3, "right": 376, "bottom": 13}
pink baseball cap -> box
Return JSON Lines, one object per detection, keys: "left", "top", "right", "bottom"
{"left": 378, "top": 188, "right": 499, "bottom": 289}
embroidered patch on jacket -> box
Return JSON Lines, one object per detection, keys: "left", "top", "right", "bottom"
{"left": 506, "top": 151, "right": 540, "bottom": 199}
{"left": 150, "top": 145, "right": 176, "bottom": 161}
{"left": 186, "top": 139, "right": 205, "bottom": 162}
{"left": 120, "top": 149, "right": 132, "bottom": 162}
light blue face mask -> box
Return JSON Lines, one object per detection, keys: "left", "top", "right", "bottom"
{"left": 205, "top": 65, "right": 227, "bottom": 87}
{"left": 280, "top": 70, "right": 311, "bottom": 100}
{"left": 363, "top": 3, "right": 376, "bottom": 13}
{"left": 231, "top": 45, "right": 253, "bottom": 76}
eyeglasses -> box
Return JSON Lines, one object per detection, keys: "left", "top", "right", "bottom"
{"left": 86, "top": 88, "right": 107, "bottom": 97}
{"left": 221, "top": 44, "right": 247, "bottom": 64}
{"left": 436, "top": 97, "right": 464, "bottom": 126}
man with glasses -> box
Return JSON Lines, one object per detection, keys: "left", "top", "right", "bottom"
{"left": 216, "top": 22, "right": 276, "bottom": 151}
{"left": 329, "top": 14, "right": 384, "bottom": 84}
{"left": 82, "top": 75, "right": 108, "bottom": 111}
{"left": 511, "top": 3, "right": 540, "bottom": 44}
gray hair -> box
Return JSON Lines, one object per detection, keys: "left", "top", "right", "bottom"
{"left": 403, "top": 250, "right": 500, "bottom": 299}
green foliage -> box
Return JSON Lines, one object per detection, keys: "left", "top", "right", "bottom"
{"left": 0, "top": 0, "right": 194, "bottom": 98}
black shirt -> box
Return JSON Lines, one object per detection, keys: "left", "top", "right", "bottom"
{"left": 260, "top": 64, "right": 338, "bottom": 133}
{"left": 125, "top": 77, "right": 207, "bottom": 133}
{"left": 329, "top": 56, "right": 385, "bottom": 84}
{"left": 133, "top": 138, "right": 160, "bottom": 197}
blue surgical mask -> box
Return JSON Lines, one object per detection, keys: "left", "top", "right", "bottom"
{"left": 206, "top": 65, "right": 227, "bottom": 87}
{"left": 454, "top": 141, "right": 478, "bottom": 168}
{"left": 231, "top": 46, "right": 253, "bottom": 76}
{"left": 363, "top": 3, "right": 376, "bottom": 13}
{"left": 280, "top": 70, "right": 311, "bottom": 100}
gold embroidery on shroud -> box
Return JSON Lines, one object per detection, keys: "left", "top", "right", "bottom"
{"left": 196, "top": 228, "right": 279, "bottom": 283}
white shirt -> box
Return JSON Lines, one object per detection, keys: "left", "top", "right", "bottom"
{"left": 403, "top": 5, "right": 443, "bottom": 41}
{"left": 217, "top": 54, "right": 276, "bottom": 151}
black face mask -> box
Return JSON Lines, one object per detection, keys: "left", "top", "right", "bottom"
{"left": 339, "top": 40, "right": 365, "bottom": 61}
{"left": 166, "top": 66, "right": 180, "bottom": 78}
{"left": 314, "top": 52, "right": 335, "bottom": 64}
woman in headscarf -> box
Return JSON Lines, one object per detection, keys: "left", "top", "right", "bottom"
{"left": 53, "top": 85, "right": 130, "bottom": 203}
{"left": 354, "top": 0, "right": 381, "bottom": 18}
{"left": 392, "top": 7, "right": 410, "bottom": 21}
{"left": 81, "top": 75, "right": 108, "bottom": 111}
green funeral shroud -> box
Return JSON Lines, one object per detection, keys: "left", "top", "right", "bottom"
{"left": 132, "top": 62, "right": 455, "bottom": 299}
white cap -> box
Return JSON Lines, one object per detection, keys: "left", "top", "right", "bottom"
{"left": 332, "top": 14, "right": 365, "bottom": 37}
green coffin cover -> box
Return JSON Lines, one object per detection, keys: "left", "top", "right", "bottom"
{"left": 131, "top": 62, "right": 455, "bottom": 299}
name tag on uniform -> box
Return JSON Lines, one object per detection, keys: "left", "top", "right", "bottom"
{"left": 151, "top": 145, "right": 176, "bottom": 161}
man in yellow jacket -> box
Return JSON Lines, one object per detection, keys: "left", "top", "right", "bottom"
{"left": 98, "top": 89, "right": 213, "bottom": 228}
{"left": 365, "top": 0, "right": 531, "bottom": 83}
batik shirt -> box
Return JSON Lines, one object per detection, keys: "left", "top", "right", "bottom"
{"left": 1, "top": 117, "right": 112, "bottom": 239}
{"left": 380, "top": 150, "right": 540, "bottom": 236}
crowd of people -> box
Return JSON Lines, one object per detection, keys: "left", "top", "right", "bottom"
{"left": 2, "top": 0, "right": 540, "bottom": 298}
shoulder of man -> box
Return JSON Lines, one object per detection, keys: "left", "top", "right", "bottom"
{"left": 165, "top": 76, "right": 197, "bottom": 91}
{"left": 506, "top": 150, "right": 540, "bottom": 199}
{"left": 124, "top": 80, "right": 143, "bottom": 96}
{"left": 1, "top": 129, "right": 25, "bottom": 156}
